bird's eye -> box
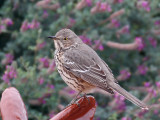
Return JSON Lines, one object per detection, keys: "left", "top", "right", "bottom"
{"left": 64, "top": 37, "right": 68, "bottom": 40}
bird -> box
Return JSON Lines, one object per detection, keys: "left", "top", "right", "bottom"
{"left": 48, "top": 28, "right": 149, "bottom": 110}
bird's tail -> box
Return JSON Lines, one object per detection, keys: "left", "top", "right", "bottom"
{"left": 108, "top": 82, "right": 149, "bottom": 110}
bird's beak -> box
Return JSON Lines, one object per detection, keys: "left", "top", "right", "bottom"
{"left": 47, "top": 36, "right": 60, "bottom": 40}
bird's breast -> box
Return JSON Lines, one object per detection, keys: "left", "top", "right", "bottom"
{"left": 54, "top": 52, "right": 95, "bottom": 93}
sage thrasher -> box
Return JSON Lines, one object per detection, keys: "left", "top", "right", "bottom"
{"left": 48, "top": 28, "right": 148, "bottom": 110}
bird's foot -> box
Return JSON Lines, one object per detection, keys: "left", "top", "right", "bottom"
{"left": 83, "top": 94, "right": 90, "bottom": 105}
{"left": 66, "top": 99, "right": 80, "bottom": 108}
{"left": 66, "top": 93, "right": 81, "bottom": 108}
{"left": 66, "top": 92, "right": 90, "bottom": 109}
{"left": 76, "top": 94, "right": 90, "bottom": 105}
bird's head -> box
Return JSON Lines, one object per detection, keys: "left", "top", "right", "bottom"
{"left": 48, "top": 29, "right": 82, "bottom": 49}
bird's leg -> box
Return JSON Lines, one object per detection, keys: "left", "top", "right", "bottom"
{"left": 76, "top": 93, "right": 90, "bottom": 104}
{"left": 68, "top": 91, "right": 81, "bottom": 106}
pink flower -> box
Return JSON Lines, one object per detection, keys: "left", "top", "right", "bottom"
{"left": 119, "top": 69, "right": 131, "bottom": 80}
{"left": 5, "top": 18, "right": 13, "bottom": 26}
{"left": 36, "top": 42, "right": 46, "bottom": 50}
{"left": 28, "top": 19, "right": 40, "bottom": 29}
{"left": 79, "top": 35, "right": 92, "bottom": 45}
{"left": 0, "top": 25, "right": 6, "bottom": 33}
{"left": 2, "top": 18, "right": 13, "bottom": 26}
{"left": 91, "top": 1, "right": 112, "bottom": 14}
{"left": 85, "top": 0, "right": 92, "bottom": 6}
{"left": 137, "top": 109, "right": 148, "bottom": 118}
{"left": 69, "top": 18, "right": 76, "bottom": 25}
{"left": 38, "top": 77, "right": 44, "bottom": 85}
{"left": 121, "top": 117, "right": 132, "bottom": 120}
{"left": 156, "top": 81, "right": 160, "bottom": 89}
{"left": 68, "top": 18, "right": 76, "bottom": 28}
{"left": 20, "top": 21, "right": 29, "bottom": 32}
{"left": 38, "top": 98, "right": 46, "bottom": 104}
{"left": 49, "top": 111, "right": 55, "bottom": 118}
{"left": 39, "top": 58, "right": 50, "bottom": 68}
{"left": 141, "top": 1, "right": 150, "bottom": 12}
{"left": 42, "top": 10, "right": 49, "bottom": 18}
{"left": 38, "top": 93, "right": 51, "bottom": 104}
{"left": 143, "top": 82, "right": 151, "bottom": 88}
{"left": 21, "top": 19, "right": 40, "bottom": 32}
{"left": 143, "top": 82, "right": 157, "bottom": 97}
{"left": 47, "top": 84, "right": 54, "bottom": 90}
{"left": 94, "top": 40, "right": 104, "bottom": 51}
{"left": 114, "top": 93, "right": 126, "bottom": 112}
{"left": 111, "top": 19, "right": 120, "bottom": 28}
{"left": 2, "top": 65, "right": 17, "bottom": 84}
{"left": 1, "top": 53, "right": 14, "bottom": 65}
{"left": 137, "top": 1, "right": 150, "bottom": 12}
{"left": 135, "top": 37, "right": 145, "bottom": 51}
{"left": 148, "top": 88, "right": 157, "bottom": 97}
{"left": 148, "top": 37, "right": 157, "bottom": 48}
{"left": 153, "top": 110, "right": 159, "bottom": 115}
{"left": 154, "top": 20, "right": 160, "bottom": 26}
{"left": 99, "top": 2, "right": 112, "bottom": 12}
{"left": 137, "top": 64, "right": 148, "bottom": 75}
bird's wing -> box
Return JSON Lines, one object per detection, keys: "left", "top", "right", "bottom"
{"left": 62, "top": 46, "right": 114, "bottom": 92}
{"left": 101, "top": 59, "right": 118, "bottom": 83}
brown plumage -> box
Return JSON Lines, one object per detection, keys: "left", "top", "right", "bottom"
{"left": 48, "top": 28, "right": 149, "bottom": 110}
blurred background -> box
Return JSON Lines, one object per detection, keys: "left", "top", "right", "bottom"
{"left": 0, "top": 0, "right": 160, "bottom": 120}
